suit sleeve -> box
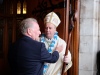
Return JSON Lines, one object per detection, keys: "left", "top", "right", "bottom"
{"left": 40, "top": 43, "right": 59, "bottom": 63}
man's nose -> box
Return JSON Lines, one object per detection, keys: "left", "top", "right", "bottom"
{"left": 39, "top": 31, "right": 41, "bottom": 35}
{"left": 47, "top": 28, "right": 49, "bottom": 31}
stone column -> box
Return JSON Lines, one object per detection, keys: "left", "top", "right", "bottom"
{"left": 79, "top": 0, "right": 99, "bottom": 75}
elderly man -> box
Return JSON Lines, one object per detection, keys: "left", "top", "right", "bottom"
{"left": 8, "top": 18, "right": 63, "bottom": 75}
{"left": 40, "top": 12, "right": 72, "bottom": 75}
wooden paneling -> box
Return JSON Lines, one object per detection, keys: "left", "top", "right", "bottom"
{"left": 0, "top": 0, "right": 80, "bottom": 75}
{"left": 68, "top": 0, "right": 80, "bottom": 75}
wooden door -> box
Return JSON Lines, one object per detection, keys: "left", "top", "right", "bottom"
{"left": 68, "top": 0, "right": 80, "bottom": 75}
{"left": 0, "top": 0, "right": 26, "bottom": 74}
{"left": 0, "top": 2, "right": 14, "bottom": 75}
{"left": 31, "top": 0, "right": 80, "bottom": 75}
{"left": 0, "top": 0, "right": 80, "bottom": 75}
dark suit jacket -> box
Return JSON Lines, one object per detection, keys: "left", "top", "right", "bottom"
{"left": 8, "top": 35, "right": 59, "bottom": 75}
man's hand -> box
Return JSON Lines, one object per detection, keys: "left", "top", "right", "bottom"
{"left": 55, "top": 44, "right": 63, "bottom": 53}
{"left": 63, "top": 50, "right": 71, "bottom": 64}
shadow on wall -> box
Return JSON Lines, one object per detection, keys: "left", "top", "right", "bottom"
{"left": 97, "top": 51, "right": 100, "bottom": 75}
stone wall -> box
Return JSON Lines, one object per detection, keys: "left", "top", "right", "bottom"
{"left": 79, "top": 0, "right": 100, "bottom": 75}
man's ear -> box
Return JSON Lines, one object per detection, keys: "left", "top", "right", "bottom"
{"left": 55, "top": 30, "right": 56, "bottom": 33}
{"left": 55, "top": 28, "right": 57, "bottom": 33}
{"left": 27, "top": 28, "right": 32, "bottom": 36}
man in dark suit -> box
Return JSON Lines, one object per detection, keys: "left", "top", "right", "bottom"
{"left": 8, "top": 18, "right": 63, "bottom": 75}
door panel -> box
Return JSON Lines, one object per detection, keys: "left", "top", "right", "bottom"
{"left": 0, "top": 0, "right": 79, "bottom": 75}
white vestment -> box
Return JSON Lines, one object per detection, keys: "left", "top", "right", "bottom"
{"left": 40, "top": 36, "right": 72, "bottom": 75}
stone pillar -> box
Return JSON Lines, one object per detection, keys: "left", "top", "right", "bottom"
{"left": 79, "top": 0, "right": 99, "bottom": 75}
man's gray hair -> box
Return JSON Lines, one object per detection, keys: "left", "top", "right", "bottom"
{"left": 20, "top": 18, "right": 38, "bottom": 34}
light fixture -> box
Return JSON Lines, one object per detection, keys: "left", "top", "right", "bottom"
{"left": 23, "top": 0, "right": 27, "bottom": 14}
{"left": 17, "top": 1, "right": 21, "bottom": 14}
